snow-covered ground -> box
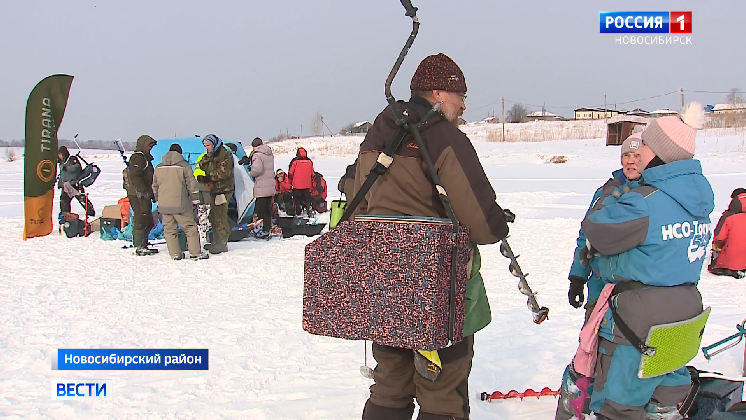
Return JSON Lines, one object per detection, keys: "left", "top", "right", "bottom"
{"left": 1, "top": 130, "right": 745, "bottom": 419}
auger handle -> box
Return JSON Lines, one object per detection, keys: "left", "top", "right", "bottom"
{"left": 400, "top": 0, "right": 418, "bottom": 17}
{"left": 702, "top": 322, "right": 746, "bottom": 360}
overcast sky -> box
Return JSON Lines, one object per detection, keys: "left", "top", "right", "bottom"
{"left": 1, "top": 0, "right": 743, "bottom": 144}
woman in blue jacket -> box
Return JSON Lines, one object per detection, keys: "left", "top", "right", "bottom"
{"left": 581, "top": 103, "right": 713, "bottom": 420}
{"left": 555, "top": 133, "right": 643, "bottom": 420}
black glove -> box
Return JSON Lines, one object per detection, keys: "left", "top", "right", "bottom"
{"left": 503, "top": 209, "right": 516, "bottom": 223}
{"left": 568, "top": 276, "right": 586, "bottom": 308}
{"left": 238, "top": 156, "right": 250, "bottom": 166}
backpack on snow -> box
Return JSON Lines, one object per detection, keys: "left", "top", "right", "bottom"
{"left": 63, "top": 218, "right": 92, "bottom": 238}
{"left": 313, "top": 172, "right": 325, "bottom": 195}
{"left": 679, "top": 367, "right": 746, "bottom": 419}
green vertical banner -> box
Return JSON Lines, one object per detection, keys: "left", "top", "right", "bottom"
{"left": 23, "top": 74, "right": 74, "bottom": 240}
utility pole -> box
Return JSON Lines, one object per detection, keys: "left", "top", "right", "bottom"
{"left": 321, "top": 116, "right": 325, "bottom": 138}
{"left": 321, "top": 117, "right": 334, "bottom": 138}
{"left": 680, "top": 87, "right": 685, "bottom": 109}
{"left": 604, "top": 93, "right": 608, "bottom": 124}
{"left": 501, "top": 97, "right": 505, "bottom": 142}
{"left": 300, "top": 125, "right": 303, "bottom": 138}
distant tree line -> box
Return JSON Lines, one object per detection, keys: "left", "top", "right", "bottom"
{"left": 0, "top": 138, "right": 136, "bottom": 150}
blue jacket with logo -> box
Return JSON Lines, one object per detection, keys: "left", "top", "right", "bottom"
{"left": 582, "top": 159, "right": 714, "bottom": 287}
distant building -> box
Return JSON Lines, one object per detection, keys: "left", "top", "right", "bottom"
{"left": 574, "top": 107, "right": 620, "bottom": 120}
{"left": 606, "top": 115, "right": 649, "bottom": 146}
{"left": 649, "top": 109, "right": 678, "bottom": 118}
{"left": 458, "top": 117, "right": 468, "bottom": 125}
{"left": 713, "top": 103, "right": 746, "bottom": 115}
{"left": 522, "top": 110, "right": 560, "bottom": 122}
{"left": 624, "top": 108, "right": 650, "bottom": 117}
{"left": 473, "top": 116, "right": 498, "bottom": 124}
{"left": 350, "top": 121, "right": 372, "bottom": 134}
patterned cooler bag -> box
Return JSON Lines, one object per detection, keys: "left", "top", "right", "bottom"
{"left": 303, "top": 214, "right": 470, "bottom": 350}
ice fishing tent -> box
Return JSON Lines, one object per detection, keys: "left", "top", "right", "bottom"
{"left": 150, "top": 136, "right": 255, "bottom": 223}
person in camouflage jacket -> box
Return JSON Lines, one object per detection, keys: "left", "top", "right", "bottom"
{"left": 196, "top": 134, "right": 234, "bottom": 254}
{"left": 126, "top": 135, "right": 158, "bottom": 256}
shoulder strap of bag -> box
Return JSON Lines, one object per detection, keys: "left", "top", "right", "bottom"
{"left": 76, "top": 153, "right": 90, "bottom": 167}
{"left": 340, "top": 100, "right": 464, "bottom": 344}
{"left": 340, "top": 101, "right": 441, "bottom": 223}
{"left": 678, "top": 366, "right": 701, "bottom": 416}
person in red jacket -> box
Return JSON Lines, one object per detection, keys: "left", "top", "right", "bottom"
{"left": 310, "top": 172, "right": 328, "bottom": 213}
{"left": 274, "top": 169, "right": 293, "bottom": 213}
{"left": 709, "top": 188, "right": 746, "bottom": 278}
{"left": 288, "top": 146, "right": 315, "bottom": 217}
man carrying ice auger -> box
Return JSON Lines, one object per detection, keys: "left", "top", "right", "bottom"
{"left": 556, "top": 132, "right": 643, "bottom": 420}
{"left": 57, "top": 145, "right": 95, "bottom": 217}
{"left": 353, "top": 52, "right": 511, "bottom": 420}
{"left": 126, "top": 135, "right": 158, "bottom": 256}
{"left": 196, "top": 134, "right": 234, "bottom": 254}
{"left": 574, "top": 103, "right": 714, "bottom": 420}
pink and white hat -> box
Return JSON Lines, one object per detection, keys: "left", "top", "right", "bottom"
{"left": 640, "top": 102, "right": 705, "bottom": 163}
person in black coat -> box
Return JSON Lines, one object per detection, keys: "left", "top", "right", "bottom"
{"left": 57, "top": 146, "right": 94, "bottom": 216}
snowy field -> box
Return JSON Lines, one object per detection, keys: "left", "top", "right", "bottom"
{"left": 1, "top": 130, "right": 745, "bottom": 419}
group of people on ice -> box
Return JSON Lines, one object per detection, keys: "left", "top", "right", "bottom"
{"left": 57, "top": 133, "right": 329, "bottom": 259}
{"left": 342, "top": 52, "right": 743, "bottom": 420}
{"left": 273, "top": 146, "right": 327, "bottom": 218}
{"left": 52, "top": 50, "right": 746, "bottom": 419}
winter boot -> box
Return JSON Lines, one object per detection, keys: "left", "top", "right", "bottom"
{"left": 189, "top": 252, "right": 210, "bottom": 260}
{"left": 417, "top": 412, "right": 466, "bottom": 420}
{"left": 555, "top": 363, "right": 592, "bottom": 420}
{"left": 644, "top": 399, "right": 684, "bottom": 420}
{"left": 208, "top": 241, "right": 228, "bottom": 255}
{"left": 362, "top": 401, "right": 414, "bottom": 420}
{"left": 172, "top": 253, "right": 185, "bottom": 260}
{"left": 133, "top": 230, "right": 158, "bottom": 256}
{"left": 256, "top": 231, "right": 271, "bottom": 240}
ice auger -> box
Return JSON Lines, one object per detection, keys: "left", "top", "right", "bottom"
{"left": 499, "top": 238, "right": 549, "bottom": 324}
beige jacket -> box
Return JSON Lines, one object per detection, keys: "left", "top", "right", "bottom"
{"left": 153, "top": 151, "right": 199, "bottom": 214}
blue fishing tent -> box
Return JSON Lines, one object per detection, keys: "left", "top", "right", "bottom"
{"left": 151, "top": 136, "right": 255, "bottom": 223}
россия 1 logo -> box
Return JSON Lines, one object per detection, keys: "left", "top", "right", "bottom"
{"left": 600, "top": 11, "right": 692, "bottom": 33}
